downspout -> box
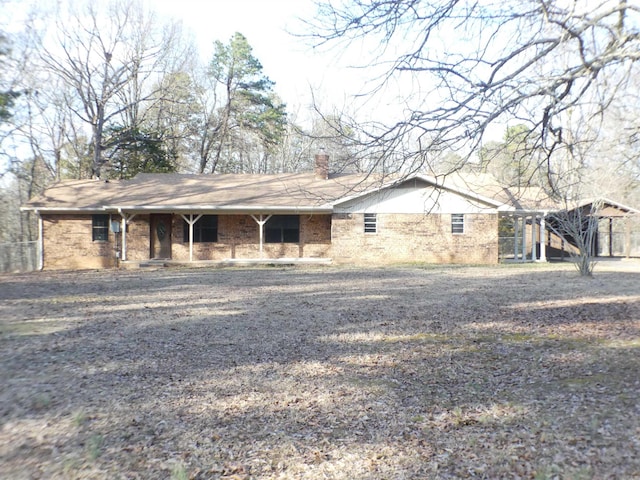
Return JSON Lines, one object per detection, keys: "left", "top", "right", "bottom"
{"left": 119, "top": 208, "right": 127, "bottom": 261}
{"left": 36, "top": 210, "right": 44, "bottom": 270}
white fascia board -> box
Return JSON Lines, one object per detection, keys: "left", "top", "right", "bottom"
{"left": 104, "top": 205, "right": 334, "bottom": 214}
{"left": 499, "top": 208, "right": 549, "bottom": 215}
{"left": 576, "top": 197, "right": 640, "bottom": 215}
{"left": 20, "top": 206, "right": 118, "bottom": 213}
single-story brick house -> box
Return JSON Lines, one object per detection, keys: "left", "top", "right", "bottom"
{"left": 22, "top": 154, "right": 638, "bottom": 270}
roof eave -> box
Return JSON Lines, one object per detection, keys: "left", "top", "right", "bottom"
{"left": 105, "top": 205, "right": 334, "bottom": 214}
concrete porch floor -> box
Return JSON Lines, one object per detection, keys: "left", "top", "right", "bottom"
{"left": 120, "top": 257, "right": 333, "bottom": 269}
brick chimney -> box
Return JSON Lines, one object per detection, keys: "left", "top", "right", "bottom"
{"left": 314, "top": 151, "right": 329, "bottom": 180}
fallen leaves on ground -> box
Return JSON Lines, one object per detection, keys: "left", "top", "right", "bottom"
{"left": 1, "top": 261, "right": 639, "bottom": 479}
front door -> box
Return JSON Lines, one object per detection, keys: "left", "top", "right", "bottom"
{"left": 150, "top": 214, "right": 172, "bottom": 259}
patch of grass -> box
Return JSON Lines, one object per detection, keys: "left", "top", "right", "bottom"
{"left": 170, "top": 463, "right": 188, "bottom": 480}
{"left": 72, "top": 409, "right": 88, "bottom": 427}
{"left": 31, "top": 392, "right": 51, "bottom": 411}
{"left": 62, "top": 457, "right": 81, "bottom": 476}
{"left": 383, "top": 332, "right": 448, "bottom": 343}
{"left": 86, "top": 434, "right": 104, "bottom": 461}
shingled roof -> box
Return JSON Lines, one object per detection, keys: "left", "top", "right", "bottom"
{"left": 23, "top": 173, "right": 377, "bottom": 214}
{"left": 23, "top": 171, "right": 569, "bottom": 214}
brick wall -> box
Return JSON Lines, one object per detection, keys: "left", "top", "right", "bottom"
{"left": 331, "top": 213, "right": 499, "bottom": 265}
{"left": 41, "top": 212, "right": 496, "bottom": 268}
{"left": 125, "top": 215, "right": 151, "bottom": 261}
{"left": 41, "top": 214, "right": 116, "bottom": 270}
{"left": 168, "top": 214, "right": 332, "bottom": 261}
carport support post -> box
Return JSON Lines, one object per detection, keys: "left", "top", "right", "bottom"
{"left": 521, "top": 216, "right": 527, "bottom": 261}
{"left": 514, "top": 215, "right": 519, "bottom": 260}
{"left": 539, "top": 215, "right": 547, "bottom": 262}
{"left": 180, "top": 214, "right": 203, "bottom": 262}
{"left": 531, "top": 216, "right": 537, "bottom": 261}
{"left": 251, "top": 214, "right": 272, "bottom": 258}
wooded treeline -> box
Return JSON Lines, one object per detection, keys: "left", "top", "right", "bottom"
{"left": 1, "top": 0, "right": 639, "bottom": 252}
{"left": 0, "top": 0, "right": 361, "bottom": 247}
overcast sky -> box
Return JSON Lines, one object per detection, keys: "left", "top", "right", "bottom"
{"left": 151, "top": 0, "right": 370, "bottom": 120}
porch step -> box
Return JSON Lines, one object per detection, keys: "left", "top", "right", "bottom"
{"left": 120, "top": 258, "right": 332, "bottom": 269}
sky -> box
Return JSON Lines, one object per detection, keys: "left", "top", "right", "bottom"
{"left": 150, "top": 0, "right": 371, "bottom": 121}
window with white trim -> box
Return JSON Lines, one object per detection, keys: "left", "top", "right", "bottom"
{"left": 364, "top": 213, "right": 377, "bottom": 233}
{"left": 451, "top": 214, "right": 465, "bottom": 234}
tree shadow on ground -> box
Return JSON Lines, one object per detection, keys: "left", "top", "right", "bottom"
{"left": 1, "top": 266, "right": 639, "bottom": 478}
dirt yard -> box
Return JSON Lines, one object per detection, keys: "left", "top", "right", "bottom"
{"left": 1, "top": 261, "right": 639, "bottom": 479}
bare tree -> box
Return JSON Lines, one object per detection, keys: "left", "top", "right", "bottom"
{"left": 306, "top": 0, "right": 640, "bottom": 180}
{"left": 38, "top": 0, "right": 189, "bottom": 178}
{"left": 547, "top": 199, "right": 603, "bottom": 277}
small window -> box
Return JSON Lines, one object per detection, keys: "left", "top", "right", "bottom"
{"left": 92, "top": 214, "right": 109, "bottom": 241}
{"left": 183, "top": 215, "right": 218, "bottom": 243}
{"left": 265, "top": 215, "right": 300, "bottom": 243}
{"left": 364, "top": 213, "right": 377, "bottom": 233}
{"left": 451, "top": 214, "right": 465, "bottom": 234}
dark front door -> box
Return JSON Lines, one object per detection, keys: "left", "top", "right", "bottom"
{"left": 150, "top": 214, "right": 172, "bottom": 259}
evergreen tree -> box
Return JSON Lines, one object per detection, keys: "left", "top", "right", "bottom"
{"left": 204, "top": 32, "right": 286, "bottom": 173}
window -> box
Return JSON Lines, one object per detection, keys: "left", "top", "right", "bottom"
{"left": 265, "top": 215, "right": 300, "bottom": 243}
{"left": 183, "top": 215, "right": 218, "bottom": 243}
{"left": 92, "top": 214, "right": 109, "bottom": 241}
{"left": 451, "top": 214, "right": 465, "bottom": 234}
{"left": 364, "top": 213, "right": 377, "bottom": 233}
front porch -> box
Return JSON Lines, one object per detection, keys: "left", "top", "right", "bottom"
{"left": 117, "top": 212, "right": 333, "bottom": 264}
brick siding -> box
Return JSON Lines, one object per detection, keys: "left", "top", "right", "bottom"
{"left": 331, "top": 213, "right": 498, "bottom": 264}
{"left": 41, "top": 214, "right": 116, "bottom": 269}
{"left": 40, "top": 212, "right": 497, "bottom": 269}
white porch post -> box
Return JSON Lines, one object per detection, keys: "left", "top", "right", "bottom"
{"left": 180, "top": 214, "right": 203, "bottom": 262}
{"left": 539, "top": 215, "right": 547, "bottom": 262}
{"left": 250, "top": 214, "right": 272, "bottom": 258}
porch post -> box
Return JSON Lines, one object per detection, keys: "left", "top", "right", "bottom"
{"left": 539, "top": 215, "right": 547, "bottom": 262}
{"left": 180, "top": 214, "right": 203, "bottom": 262}
{"left": 250, "top": 214, "right": 272, "bottom": 258}
{"left": 190, "top": 217, "right": 194, "bottom": 262}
